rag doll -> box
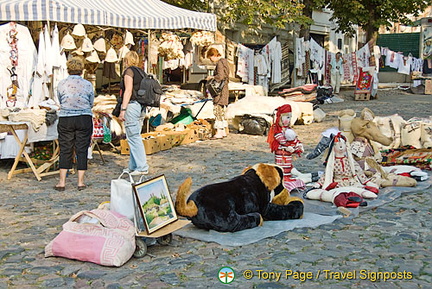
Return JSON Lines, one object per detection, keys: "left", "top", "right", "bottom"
{"left": 267, "top": 104, "right": 305, "bottom": 191}
{"left": 284, "top": 128, "right": 302, "bottom": 157}
{"left": 318, "top": 132, "right": 378, "bottom": 190}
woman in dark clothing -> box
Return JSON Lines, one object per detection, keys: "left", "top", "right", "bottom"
{"left": 206, "top": 47, "right": 230, "bottom": 139}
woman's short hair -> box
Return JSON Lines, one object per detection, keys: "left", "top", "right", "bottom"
{"left": 67, "top": 57, "right": 84, "bottom": 75}
{"left": 124, "top": 51, "right": 140, "bottom": 67}
{"left": 206, "top": 47, "right": 221, "bottom": 58}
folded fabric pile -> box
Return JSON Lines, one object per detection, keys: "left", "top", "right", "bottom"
{"left": 278, "top": 84, "right": 317, "bottom": 102}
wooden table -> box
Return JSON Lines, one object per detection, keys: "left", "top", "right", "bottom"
{"left": 0, "top": 121, "right": 59, "bottom": 181}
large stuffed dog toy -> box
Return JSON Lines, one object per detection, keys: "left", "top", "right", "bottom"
{"left": 175, "top": 163, "right": 304, "bottom": 232}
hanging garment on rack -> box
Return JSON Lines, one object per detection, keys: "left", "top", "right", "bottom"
{"left": 44, "top": 25, "right": 53, "bottom": 77}
{"left": 384, "top": 50, "right": 401, "bottom": 69}
{"left": 0, "top": 22, "right": 37, "bottom": 109}
{"left": 309, "top": 38, "right": 325, "bottom": 81}
{"left": 271, "top": 39, "right": 282, "bottom": 83}
{"left": 411, "top": 58, "right": 423, "bottom": 73}
{"left": 103, "top": 62, "right": 117, "bottom": 79}
{"left": 397, "top": 56, "right": 411, "bottom": 75}
{"left": 356, "top": 43, "right": 370, "bottom": 68}
{"left": 236, "top": 44, "right": 254, "bottom": 84}
{"left": 342, "top": 53, "right": 354, "bottom": 83}
{"left": 295, "top": 37, "right": 306, "bottom": 69}
{"left": 254, "top": 53, "right": 268, "bottom": 88}
{"left": 51, "top": 25, "right": 62, "bottom": 68}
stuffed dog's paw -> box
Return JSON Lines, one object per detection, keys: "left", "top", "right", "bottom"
{"left": 271, "top": 189, "right": 290, "bottom": 205}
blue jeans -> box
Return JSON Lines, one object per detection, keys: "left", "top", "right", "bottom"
{"left": 125, "top": 102, "right": 148, "bottom": 172}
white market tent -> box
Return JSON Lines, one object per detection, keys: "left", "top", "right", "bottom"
{"left": 0, "top": 0, "right": 216, "bottom": 31}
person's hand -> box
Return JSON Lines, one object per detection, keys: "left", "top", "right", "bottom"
{"left": 206, "top": 75, "right": 213, "bottom": 81}
{"left": 119, "top": 111, "right": 126, "bottom": 122}
{"left": 285, "top": 146, "right": 295, "bottom": 153}
{"left": 298, "top": 143, "right": 304, "bottom": 153}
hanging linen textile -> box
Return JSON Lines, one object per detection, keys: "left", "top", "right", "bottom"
{"left": 236, "top": 44, "right": 254, "bottom": 84}
{"left": 0, "top": 22, "right": 37, "bottom": 109}
{"left": 309, "top": 38, "right": 325, "bottom": 81}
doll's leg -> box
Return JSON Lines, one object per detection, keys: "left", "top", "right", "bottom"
{"left": 275, "top": 153, "right": 305, "bottom": 191}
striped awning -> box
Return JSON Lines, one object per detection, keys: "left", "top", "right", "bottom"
{"left": 0, "top": 0, "right": 217, "bottom": 31}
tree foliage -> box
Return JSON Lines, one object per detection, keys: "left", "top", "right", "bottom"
{"left": 163, "top": 0, "right": 311, "bottom": 32}
{"left": 327, "top": 0, "right": 430, "bottom": 42}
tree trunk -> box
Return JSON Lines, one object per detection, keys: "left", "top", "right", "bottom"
{"left": 365, "top": 23, "right": 378, "bottom": 46}
{"left": 299, "top": 1, "right": 313, "bottom": 39}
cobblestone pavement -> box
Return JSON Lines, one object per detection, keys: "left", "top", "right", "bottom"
{"left": 0, "top": 89, "right": 431, "bottom": 288}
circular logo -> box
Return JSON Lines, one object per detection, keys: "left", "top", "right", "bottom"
{"left": 218, "top": 266, "right": 235, "bottom": 284}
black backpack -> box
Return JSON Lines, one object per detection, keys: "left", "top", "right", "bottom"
{"left": 130, "top": 66, "right": 163, "bottom": 107}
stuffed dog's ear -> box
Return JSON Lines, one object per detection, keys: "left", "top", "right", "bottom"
{"left": 242, "top": 166, "right": 253, "bottom": 175}
{"left": 252, "top": 163, "right": 281, "bottom": 191}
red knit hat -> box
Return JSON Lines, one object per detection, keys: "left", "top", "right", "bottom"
{"left": 267, "top": 104, "right": 292, "bottom": 152}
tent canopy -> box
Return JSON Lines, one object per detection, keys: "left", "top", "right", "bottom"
{"left": 0, "top": 0, "right": 216, "bottom": 31}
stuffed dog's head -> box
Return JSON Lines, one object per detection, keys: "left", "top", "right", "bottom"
{"left": 242, "top": 163, "right": 283, "bottom": 192}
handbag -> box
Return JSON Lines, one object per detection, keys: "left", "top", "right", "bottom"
{"left": 112, "top": 98, "right": 122, "bottom": 117}
{"left": 206, "top": 78, "right": 226, "bottom": 97}
{"left": 45, "top": 209, "right": 136, "bottom": 267}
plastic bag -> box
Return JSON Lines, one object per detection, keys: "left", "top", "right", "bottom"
{"left": 110, "top": 171, "right": 136, "bottom": 220}
{"left": 238, "top": 114, "right": 269, "bottom": 135}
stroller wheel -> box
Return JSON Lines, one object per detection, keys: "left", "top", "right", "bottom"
{"left": 134, "top": 238, "right": 148, "bottom": 258}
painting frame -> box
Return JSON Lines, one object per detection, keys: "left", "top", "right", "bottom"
{"left": 132, "top": 175, "right": 178, "bottom": 234}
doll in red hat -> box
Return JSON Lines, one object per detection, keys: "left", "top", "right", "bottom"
{"left": 267, "top": 104, "right": 305, "bottom": 191}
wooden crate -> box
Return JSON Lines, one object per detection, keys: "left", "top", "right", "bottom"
{"left": 354, "top": 92, "right": 371, "bottom": 101}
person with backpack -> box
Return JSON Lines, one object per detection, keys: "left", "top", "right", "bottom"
{"left": 206, "top": 47, "right": 230, "bottom": 140}
{"left": 118, "top": 51, "right": 149, "bottom": 175}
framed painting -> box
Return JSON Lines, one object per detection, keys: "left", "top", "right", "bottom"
{"left": 132, "top": 175, "right": 178, "bottom": 234}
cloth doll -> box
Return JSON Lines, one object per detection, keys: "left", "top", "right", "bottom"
{"left": 267, "top": 104, "right": 305, "bottom": 191}
{"left": 284, "top": 128, "right": 302, "bottom": 157}
{"left": 318, "top": 132, "right": 378, "bottom": 190}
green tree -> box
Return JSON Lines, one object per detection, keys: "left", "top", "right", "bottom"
{"left": 298, "top": 0, "right": 326, "bottom": 39}
{"left": 327, "top": 0, "right": 430, "bottom": 43}
{"left": 163, "top": 0, "right": 310, "bottom": 32}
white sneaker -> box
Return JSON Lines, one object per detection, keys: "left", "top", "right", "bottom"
{"left": 123, "top": 168, "right": 131, "bottom": 173}
{"left": 130, "top": 170, "right": 149, "bottom": 176}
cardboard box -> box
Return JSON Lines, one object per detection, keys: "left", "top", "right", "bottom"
{"left": 181, "top": 128, "right": 200, "bottom": 145}
{"left": 162, "top": 130, "right": 188, "bottom": 147}
{"left": 142, "top": 132, "right": 173, "bottom": 151}
{"left": 119, "top": 137, "right": 160, "bottom": 155}
{"left": 425, "top": 79, "right": 432, "bottom": 95}
{"left": 120, "top": 139, "right": 130, "bottom": 155}
{"left": 142, "top": 136, "right": 160, "bottom": 155}
{"left": 187, "top": 119, "right": 212, "bottom": 140}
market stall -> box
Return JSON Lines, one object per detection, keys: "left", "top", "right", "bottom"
{"left": 0, "top": 0, "right": 216, "bottom": 179}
